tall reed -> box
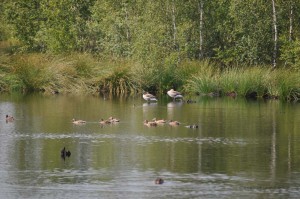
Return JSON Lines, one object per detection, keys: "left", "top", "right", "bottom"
{"left": 0, "top": 51, "right": 299, "bottom": 101}
{"left": 218, "top": 67, "right": 266, "bottom": 97}
{"left": 185, "top": 64, "right": 300, "bottom": 101}
{"left": 265, "top": 68, "right": 300, "bottom": 101}
{"left": 183, "top": 60, "right": 220, "bottom": 95}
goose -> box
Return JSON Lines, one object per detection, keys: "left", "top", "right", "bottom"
{"left": 152, "top": 118, "right": 166, "bottom": 124}
{"left": 144, "top": 120, "right": 157, "bottom": 127}
{"left": 167, "top": 89, "right": 183, "bottom": 101}
{"left": 155, "top": 178, "right": 164, "bottom": 184}
{"left": 108, "top": 116, "right": 120, "bottom": 123}
{"left": 169, "top": 120, "right": 180, "bottom": 126}
{"left": 99, "top": 118, "right": 111, "bottom": 124}
{"left": 143, "top": 92, "right": 158, "bottom": 102}
{"left": 72, "top": 118, "right": 86, "bottom": 124}
{"left": 6, "top": 115, "right": 14, "bottom": 122}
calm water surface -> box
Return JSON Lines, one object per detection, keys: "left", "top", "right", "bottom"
{"left": 0, "top": 93, "right": 300, "bottom": 198}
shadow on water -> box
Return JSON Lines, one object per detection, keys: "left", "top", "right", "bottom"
{"left": 0, "top": 93, "right": 300, "bottom": 198}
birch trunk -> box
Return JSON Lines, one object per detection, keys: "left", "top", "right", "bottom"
{"left": 171, "top": 0, "right": 177, "bottom": 49}
{"left": 272, "top": 0, "right": 277, "bottom": 68}
{"left": 198, "top": 0, "right": 204, "bottom": 59}
{"left": 289, "top": 2, "right": 293, "bottom": 41}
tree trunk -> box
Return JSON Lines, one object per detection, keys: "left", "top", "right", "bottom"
{"left": 198, "top": 0, "right": 204, "bottom": 59}
{"left": 272, "top": 0, "right": 278, "bottom": 68}
{"left": 289, "top": 1, "right": 294, "bottom": 41}
{"left": 171, "top": 0, "right": 177, "bottom": 49}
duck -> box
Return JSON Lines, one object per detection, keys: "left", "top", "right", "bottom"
{"left": 152, "top": 118, "right": 166, "bottom": 124}
{"left": 167, "top": 89, "right": 183, "bottom": 101}
{"left": 6, "top": 115, "right": 14, "bottom": 122}
{"left": 72, "top": 118, "right": 86, "bottom": 124}
{"left": 144, "top": 120, "right": 157, "bottom": 127}
{"left": 99, "top": 118, "right": 111, "bottom": 125}
{"left": 108, "top": 116, "right": 120, "bottom": 123}
{"left": 185, "top": 124, "right": 199, "bottom": 128}
{"left": 169, "top": 120, "right": 180, "bottom": 126}
{"left": 61, "top": 147, "right": 71, "bottom": 159}
{"left": 186, "top": 99, "right": 196, "bottom": 104}
{"left": 155, "top": 178, "right": 164, "bottom": 184}
{"left": 143, "top": 92, "right": 158, "bottom": 102}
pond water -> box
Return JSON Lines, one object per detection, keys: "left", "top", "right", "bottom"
{"left": 0, "top": 93, "right": 300, "bottom": 199}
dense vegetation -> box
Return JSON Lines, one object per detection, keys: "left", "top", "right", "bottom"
{"left": 0, "top": 0, "right": 300, "bottom": 101}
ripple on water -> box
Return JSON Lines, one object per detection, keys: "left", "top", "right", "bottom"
{"left": 10, "top": 132, "right": 117, "bottom": 140}
{"left": 8, "top": 132, "right": 252, "bottom": 147}
{"left": 1, "top": 167, "right": 297, "bottom": 199}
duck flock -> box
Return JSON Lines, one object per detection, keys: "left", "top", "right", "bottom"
{"left": 5, "top": 89, "right": 199, "bottom": 185}
{"left": 143, "top": 89, "right": 198, "bottom": 128}
{"left": 71, "top": 89, "right": 197, "bottom": 128}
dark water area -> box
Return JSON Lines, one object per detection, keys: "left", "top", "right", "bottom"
{"left": 0, "top": 93, "right": 300, "bottom": 198}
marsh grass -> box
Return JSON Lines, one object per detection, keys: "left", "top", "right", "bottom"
{"left": 99, "top": 60, "right": 137, "bottom": 94}
{"left": 0, "top": 52, "right": 299, "bottom": 101}
{"left": 187, "top": 64, "right": 300, "bottom": 101}
{"left": 11, "top": 54, "right": 50, "bottom": 92}
{"left": 265, "top": 69, "right": 300, "bottom": 101}
{"left": 183, "top": 60, "right": 220, "bottom": 94}
{"left": 236, "top": 67, "right": 266, "bottom": 97}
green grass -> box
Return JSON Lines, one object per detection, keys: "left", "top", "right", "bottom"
{"left": 264, "top": 69, "right": 300, "bottom": 101}
{"left": 0, "top": 52, "right": 299, "bottom": 101}
{"left": 186, "top": 65, "right": 300, "bottom": 101}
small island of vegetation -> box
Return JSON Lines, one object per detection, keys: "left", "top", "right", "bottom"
{"left": 0, "top": 1, "right": 299, "bottom": 101}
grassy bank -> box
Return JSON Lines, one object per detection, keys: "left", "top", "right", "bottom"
{"left": 0, "top": 52, "right": 299, "bottom": 101}
{"left": 184, "top": 65, "right": 300, "bottom": 101}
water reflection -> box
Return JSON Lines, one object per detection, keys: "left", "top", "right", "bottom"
{"left": 142, "top": 102, "right": 157, "bottom": 107}
{"left": 0, "top": 94, "right": 300, "bottom": 198}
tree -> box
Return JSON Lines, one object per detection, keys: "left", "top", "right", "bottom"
{"left": 37, "top": 0, "right": 96, "bottom": 52}
{"left": 90, "top": 0, "right": 137, "bottom": 57}
{"left": 4, "top": 0, "right": 42, "bottom": 50}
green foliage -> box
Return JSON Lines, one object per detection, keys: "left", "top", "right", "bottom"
{"left": 1, "top": 0, "right": 300, "bottom": 100}
{"left": 4, "top": 0, "right": 43, "bottom": 50}
{"left": 280, "top": 37, "right": 300, "bottom": 70}
{"left": 1, "top": 0, "right": 300, "bottom": 67}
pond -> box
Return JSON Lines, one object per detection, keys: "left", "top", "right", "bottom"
{"left": 0, "top": 93, "right": 300, "bottom": 199}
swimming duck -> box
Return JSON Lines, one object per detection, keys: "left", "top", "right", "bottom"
{"left": 185, "top": 124, "right": 199, "bottom": 128}
{"left": 167, "top": 89, "right": 183, "bottom": 101}
{"left": 108, "top": 116, "right": 120, "bottom": 123}
{"left": 186, "top": 99, "right": 196, "bottom": 104}
{"left": 152, "top": 118, "right": 166, "bottom": 124}
{"left": 144, "top": 120, "right": 157, "bottom": 127}
{"left": 6, "top": 115, "right": 14, "bottom": 122}
{"left": 169, "top": 120, "right": 180, "bottom": 126}
{"left": 143, "top": 92, "right": 158, "bottom": 102}
{"left": 99, "top": 118, "right": 111, "bottom": 124}
{"left": 155, "top": 178, "right": 164, "bottom": 184}
{"left": 61, "top": 147, "right": 71, "bottom": 159}
{"left": 72, "top": 118, "right": 86, "bottom": 124}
